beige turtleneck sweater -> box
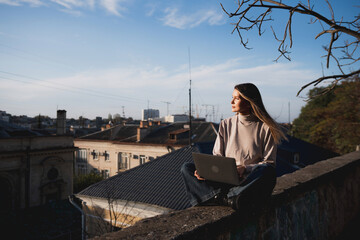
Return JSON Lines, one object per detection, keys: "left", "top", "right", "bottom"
{"left": 212, "top": 114, "right": 277, "bottom": 173}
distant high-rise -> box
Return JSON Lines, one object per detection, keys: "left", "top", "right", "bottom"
{"left": 96, "top": 117, "right": 102, "bottom": 129}
{"left": 142, "top": 109, "right": 159, "bottom": 121}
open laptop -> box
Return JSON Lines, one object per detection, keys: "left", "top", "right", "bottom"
{"left": 192, "top": 152, "right": 243, "bottom": 185}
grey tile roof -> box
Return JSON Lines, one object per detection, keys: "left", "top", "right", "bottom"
{"left": 78, "top": 121, "right": 219, "bottom": 145}
{"left": 77, "top": 145, "right": 199, "bottom": 210}
{"left": 0, "top": 119, "right": 46, "bottom": 138}
{"left": 79, "top": 124, "right": 139, "bottom": 141}
{"left": 137, "top": 122, "right": 218, "bottom": 145}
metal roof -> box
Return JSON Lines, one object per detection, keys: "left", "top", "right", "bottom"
{"left": 77, "top": 144, "right": 201, "bottom": 210}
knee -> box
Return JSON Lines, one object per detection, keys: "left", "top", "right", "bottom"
{"left": 263, "top": 164, "right": 276, "bottom": 178}
{"left": 254, "top": 163, "right": 275, "bottom": 176}
{"left": 180, "top": 162, "right": 195, "bottom": 175}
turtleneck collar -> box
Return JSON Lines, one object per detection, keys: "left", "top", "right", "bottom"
{"left": 236, "top": 113, "right": 257, "bottom": 125}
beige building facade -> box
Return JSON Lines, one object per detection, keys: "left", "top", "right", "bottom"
{"left": 74, "top": 139, "right": 182, "bottom": 178}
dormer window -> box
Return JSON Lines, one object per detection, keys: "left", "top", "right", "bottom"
{"left": 168, "top": 129, "right": 189, "bottom": 142}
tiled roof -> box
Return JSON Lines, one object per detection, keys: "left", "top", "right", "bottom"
{"left": 0, "top": 120, "right": 45, "bottom": 138}
{"left": 79, "top": 124, "right": 139, "bottom": 141}
{"left": 140, "top": 122, "right": 218, "bottom": 145}
{"left": 78, "top": 121, "right": 219, "bottom": 145}
{"left": 77, "top": 145, "right": 199, "bottom": 210}
{"left": 278, "top": 136, "right": 339, "bottom": 166}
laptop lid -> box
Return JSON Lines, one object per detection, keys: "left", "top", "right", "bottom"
{"left": 192, "top": 152, "right": 242, "bottom": 185}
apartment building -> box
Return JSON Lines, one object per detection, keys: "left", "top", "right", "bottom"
{"left": 74, "top": 120, "right": 218, "bottom": 178}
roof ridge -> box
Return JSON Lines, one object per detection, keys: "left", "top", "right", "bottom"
{"left": 79, "top": 124, "right": 123, "bottom": 139}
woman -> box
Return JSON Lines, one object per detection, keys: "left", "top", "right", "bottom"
{"left": 181, "top": 83, "right": 287, "bottom": 210}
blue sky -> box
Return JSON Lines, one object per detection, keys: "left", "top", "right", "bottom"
{"left": 0, "top": 0, "right": 359, "bottom": 123}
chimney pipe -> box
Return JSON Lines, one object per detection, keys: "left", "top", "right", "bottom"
{"left": 57, "top": 110, "right": 66, "bottom": 135}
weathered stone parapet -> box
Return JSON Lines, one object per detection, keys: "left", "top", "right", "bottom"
{"left": 91, "top": 151, "right": 360, "bottom": 240}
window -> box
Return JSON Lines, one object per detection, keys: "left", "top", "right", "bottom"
{"left": 148, "top": 156, "right": 154, "bottom": 161}
{"left": 104, "top": 151, "right": 110, "bottom": 161}
{"left": 77, "top": 165, "right": 87, "bottom": 175}
{"left": 140, "top": 155, "right": 146, "bottom": 165}
{"left": 92, "top": 150, "right": 99, "bottom": 160}
{"left": 293, "top": 153, "right": 300, "bottom": 164}
{"left": 101, "top": 169, "right": 110, "bottom": 179}
{"left": 76, "top": 149, "right": 87, "bottom": 163}
{"left": 118, "top": 153, "right": 128, "bottom": 170}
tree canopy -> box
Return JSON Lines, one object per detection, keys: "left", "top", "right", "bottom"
{"left": 292, "top": 75, "right": 360, "bottom": 154}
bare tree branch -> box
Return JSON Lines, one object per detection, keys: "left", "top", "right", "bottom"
{"left": 221, "top": 0, "right": 360, "bottom": 96}
{"left": 297, "top": 69, "right": 360, "bottom": 96}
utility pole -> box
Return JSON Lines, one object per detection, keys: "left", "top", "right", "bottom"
{"left": 188, "top": 47, "right": 192, "bottom": 146}
{"left": 288, "top": 101, "right": 290, "bottom": 124}
{"left": 189, "top": 79, "right": 192, "bottom": 145}
{"left": 162, "top": 101, "right": 171, "bottom": 116}
{"left": 122, "top": 106, "right": 125, "bottom": 118}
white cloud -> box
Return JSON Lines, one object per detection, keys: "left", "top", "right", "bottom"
{"left": 145, "top": 2, "right": 157, "bottom": 17}
{"left": 0, "top": 0, "right": 129, "bottom": 16}
{"left": 161, "top": 7, "right": 226, "bottom": 29}
{"left": 1, "top": 58, "right": 314, "bottom": 120}
{"left": 0, "top": 0, "right": 43, "bottom": 6}
{"left": 99, "top": 0, "right": 127, "bottom": 16}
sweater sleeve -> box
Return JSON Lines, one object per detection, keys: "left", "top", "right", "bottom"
{"left": 245, "top": 126, "right": 277, "bottom": 173}
{"left": 212, "top": 121, "right": 225, "bottom": 156}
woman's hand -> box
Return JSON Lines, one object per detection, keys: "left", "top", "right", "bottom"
{"left": 194, "top": 170, "right": 205, "bottom": 181}
{"left": 237, "top": 165, "right": 246, "bottom": 178}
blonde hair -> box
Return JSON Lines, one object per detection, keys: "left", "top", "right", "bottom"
{"left": 235, "top": 83, "right": 287, "bottom": 144}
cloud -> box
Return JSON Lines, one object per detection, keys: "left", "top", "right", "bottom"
{"left": 0, "top": 58, "right": 314, "bottom": 120}
{"left": 0, "top": 0, "right": 129, "bottom": 16}
{"left": 145, "top": 2, "right": 157, "bottom": 17}
{"left": 99, "top": 0, "right": 127, "bottom": 17}
{"left": 0, "top": 0, "right": 43, "bottom": 6}
{"left": 161, "top": 7, "right": 226, "bottom": 29}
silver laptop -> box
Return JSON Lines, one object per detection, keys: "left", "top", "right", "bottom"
{"left": 192, "top": 152, "right": 243, "bottom": 185}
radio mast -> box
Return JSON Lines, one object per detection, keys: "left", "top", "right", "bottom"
{"left": 188, "top": 47, "right": 192, "bottom": 146}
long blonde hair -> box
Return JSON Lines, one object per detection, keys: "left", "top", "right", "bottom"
{"left": 235, "top": 83, "right": 287, "bottom": 144}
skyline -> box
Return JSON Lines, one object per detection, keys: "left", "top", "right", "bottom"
{"left": 1, "top": 0, "right": 359, "bottom": 123}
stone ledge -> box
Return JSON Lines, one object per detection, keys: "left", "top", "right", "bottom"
{"left": 90, "top": 151, "right": 360, "bottom": 240}
{"left": 91, "top": 206, "right": 236, "bottom": 240}
{"left": 273, "top": 151, "right": 360, "bottom": 200}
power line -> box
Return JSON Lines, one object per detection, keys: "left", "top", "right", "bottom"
{"left": 0, "top": 70, "right": 146, "bottom": 103}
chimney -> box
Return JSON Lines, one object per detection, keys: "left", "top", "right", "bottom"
{"left": 56, "top": 110, "right": 66, "bottom": 135}
{"left": 137, "top": 127, "right": 150, "bottom": 142}
{"left": 140, "top": 121, "right": 149, "bottom": 128}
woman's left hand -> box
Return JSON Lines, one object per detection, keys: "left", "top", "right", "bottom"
{"left": 236, "top": 165, "right": 246, "bottom": 178}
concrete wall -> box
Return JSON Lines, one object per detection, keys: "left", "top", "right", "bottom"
{"left": 90, "top": 151, "right": 360, "bottom": 240}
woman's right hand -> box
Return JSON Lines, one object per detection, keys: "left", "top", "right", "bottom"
{"left": 194, "top": 170, "right": 205, "bottom": 180}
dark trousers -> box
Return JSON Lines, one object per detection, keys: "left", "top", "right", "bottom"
{"left": 180, "top": 162, "right": 276, "bottom": 207}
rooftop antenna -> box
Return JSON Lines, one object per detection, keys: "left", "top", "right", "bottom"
{"left": 288, "top": 101, "right": 290, "bottom": 124}
{"left": 188, "top": 47, "right": 192, "bottom": 146}
{"left": 162, "top": 101, "right": 171, "bottom": 116}
{"left": 122, "top": 106, "right": 125, "bottom": 118}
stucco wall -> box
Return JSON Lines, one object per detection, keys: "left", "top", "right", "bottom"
{"left": 90, "top": 151, "right": 360, "bottom": 240}
{"left": 74, "top": 140, "right": 182, "bottom": 177}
